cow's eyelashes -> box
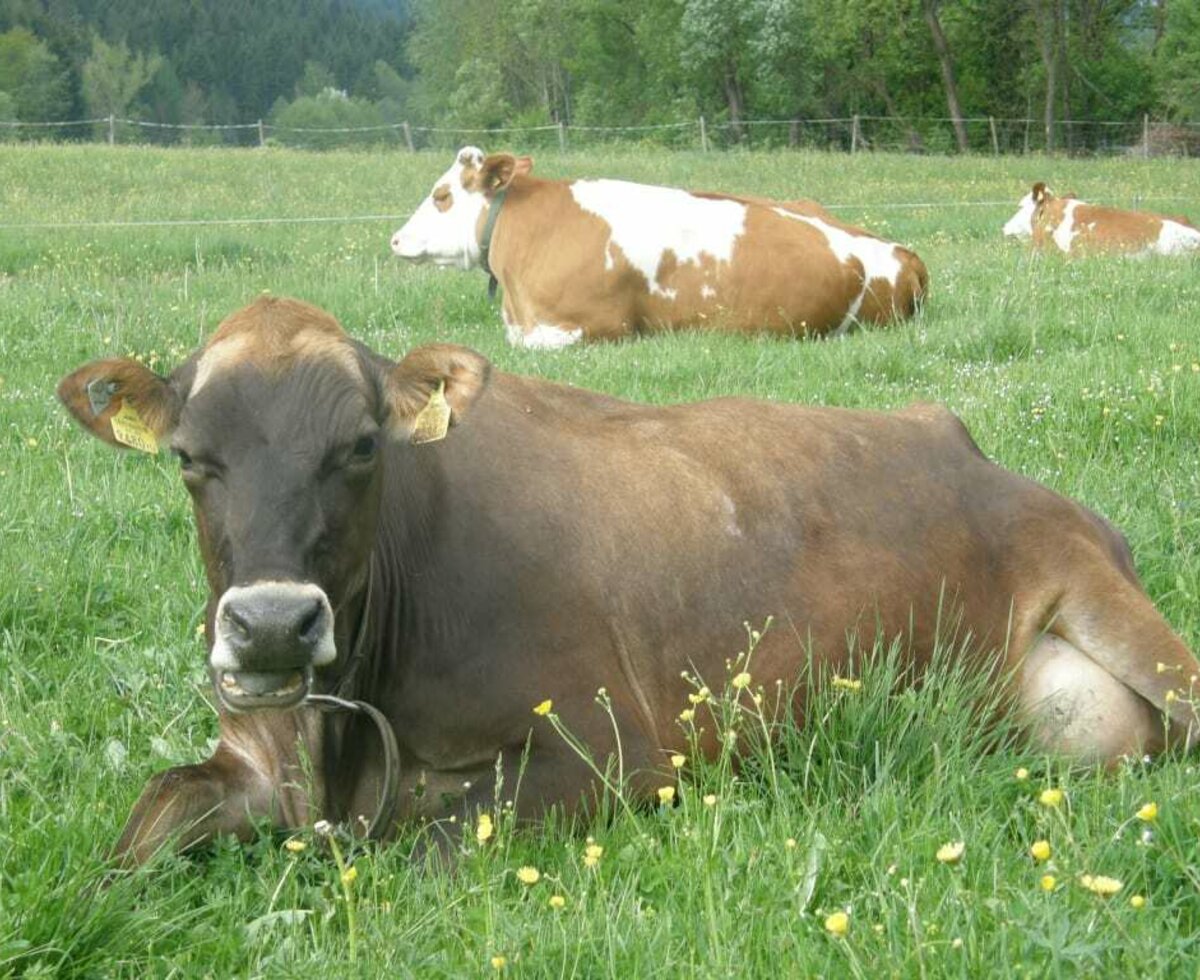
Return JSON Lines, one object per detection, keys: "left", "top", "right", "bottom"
{"left": 173, "top": 447, "right": 221, "bottom": 480}
{"left": 349, "top": 433, "right": 379, "bottom": 464}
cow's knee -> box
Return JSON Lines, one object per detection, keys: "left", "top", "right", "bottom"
{"left": 112, "top": 756, "right": 272, "bottom": 868}
{"left": 514, "top": 324, "right": 584, "bottom": 350}
{"left": 1019, "top": 634, "right": 1165, "bottom": 765}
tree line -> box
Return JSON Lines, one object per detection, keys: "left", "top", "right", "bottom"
{"left": 2, "top": 0, "right": 1199, "bottom": 152}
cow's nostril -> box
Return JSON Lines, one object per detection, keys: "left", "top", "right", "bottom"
{"left": 298, "top": 601, "right": 324, "bottom": 644}
{"left": 226, "top": 607, "right": 252, "bottom": 638}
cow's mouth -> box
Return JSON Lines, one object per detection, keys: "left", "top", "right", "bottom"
{"left": 214, "top": 667, "right": 311, "bottom": 711}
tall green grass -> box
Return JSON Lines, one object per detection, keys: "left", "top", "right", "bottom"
{"left": 1, "top": 144, "right": 1198, "bottom": 976}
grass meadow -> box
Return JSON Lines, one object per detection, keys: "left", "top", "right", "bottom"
{"left": 2, "top": 142, "right": 1200, "bottom": 977}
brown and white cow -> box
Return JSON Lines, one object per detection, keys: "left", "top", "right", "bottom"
{"left": 1004, "top": 182, "right": 1200, "bottom": 256}
{"left": 59, "top": 297, "right": 1197, "bottom": 866}
{"left": 390, "top": 147, "right": 928, "bottom": 349}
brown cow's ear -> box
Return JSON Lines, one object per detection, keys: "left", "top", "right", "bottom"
{"left": 385, "top": 344, "right": 491, "bottom": 445}
{"left": 514, "top": 155, "right": 533, "bottom": 177}
{"left": 475, "top": 154, "right": 521, "bottom": 198}
{"left": 57, "top": 357, "right": 181, "bottom": 453}
{"left": 1032, "top": 182, "right": 1049, "bottom": 203}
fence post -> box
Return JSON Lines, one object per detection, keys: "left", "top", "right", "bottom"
{"left": 402, "top": 121, "right": 414, "bottom": 153}
{"left": 558, "top": 121, "right": 566, "bottom": 151}
{"left": 107, "top": 113, "right": 115, "bottom": 145}
{"left": 257, "top": 119, "right": 265, "bottom": 147}
{"left": 989, "top": 116, "right": 999, "bottom": 155}
{"left": 1143, "top": 113, "right": 1150, "bottom": 158}
{"left": 851, "top": 114, "right": 860, "bottom": 153}
{"left": 699, "top": 115, "right": 709, "bottom": 152}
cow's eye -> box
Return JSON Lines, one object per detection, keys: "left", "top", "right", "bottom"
{"left": 350, "top": 434, "right": 378, "bottom": 462}
{"left": 175, "top": 448, "right": 194, "bottom": 471}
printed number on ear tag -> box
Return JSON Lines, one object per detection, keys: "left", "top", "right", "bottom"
{"left": 109, "top": 402, "right": 158, "bottom": 454}
{"left": 410, "top": 380, "right": 451, "bottom": 445}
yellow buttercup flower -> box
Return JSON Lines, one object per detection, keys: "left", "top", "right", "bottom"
{"left": 549, "top": 894, "right": 566, "bottom": 910}
{"left": 1014, "top": 767, "right": 1029, "bottom": 781}
{"left": 1040, "top": 874, "right": 1057, "bottom": 892}
{"left": 732, "top": 672, "right": 751, "bottom": 690}
{"left": 283, "top": 838, "right": 307, "bottom": 853}
{"left": 490, "top": 955, "right": 506, "bottom": 970}
{"left": 670, "top": 753, "right": 686, "bottom": 769}
{"left": 476, "top": 813, "right": 494, "bottom": 844}
{"left": 1130, "top": 895, "right": 1146, "bottom": 909}
{"left": 703, "top": 794, "right": 717, "bottom": 807}
{"left": 341, "top": 865, "right": 358, "bottom": 886}
{"left": 583, "top": 843, "right": 603, "bottom": 868}
{"left": 1038, "top": 788, "right": 1064, "bottom": 808}
{"left": 679, "top": 708, "right": 695, "bottom": 722}
{"left": 936, "top": 841, "right": 965, "bottom": 864}
{"left": 516, "top": 866, "right": 540, "bottom": 885}
{"left": 1030, "top": 840, "right": 1051, "bottom": 862}
{"left": 824, "top": 910, "right": 849, "bottom": 936}
{"left": 533, "top": 699, "right": 553, "bottom": 716}
{"left": 1080, "top": 874, "right": 1123, "bottom": 897}
{"left": 657, "top": 785, "right": 676, "bottom": 805}
{"left": 1136, "top": 801, "right": 1158, "bottom": 822}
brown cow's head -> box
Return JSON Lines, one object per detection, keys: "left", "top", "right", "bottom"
{"left": 390, "top": 146, "right": 533, "bottom": 269}
{"left": 1002, "top": 183, "right": 1055, "bottom": 239}
{"left": 58, "top": 297, "right": 489, "bottom": 711}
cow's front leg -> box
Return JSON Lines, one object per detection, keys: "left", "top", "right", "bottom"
{"left": 112, "top": 745, "right": 279, "bottom": 867}
{"left": 113, "top": 709, "right": 323, "bottom": 868}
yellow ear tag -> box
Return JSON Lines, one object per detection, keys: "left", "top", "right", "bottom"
{"left": 410, "top": 380, "right": 451, "bottom": 445}
{"left": 109, "top": 401, "right": 158, "bottom": 454}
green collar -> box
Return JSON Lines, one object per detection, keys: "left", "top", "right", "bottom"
{"left": 479, "top": 189, "right": 507, "bottom": 301}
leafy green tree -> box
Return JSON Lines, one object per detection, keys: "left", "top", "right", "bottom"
{"left": 270, "top": 88, "right": 389, "bottom": 148}
{"left": 80, "top": 35, "right": 160, "bottom": 127}
{"left": 1156, "top": 0, "right": 1200, "bottom": 120}
{"left": 0, "top": 27, "right": 71, "bottom": 123}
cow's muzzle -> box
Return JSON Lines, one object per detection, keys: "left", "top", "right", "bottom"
{"left": 210, "top": 582, "right": 336, "bottom": 711}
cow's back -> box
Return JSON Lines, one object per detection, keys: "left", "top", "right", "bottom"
{"left": 491, "top": 176, "right": 926, "bottom": 342}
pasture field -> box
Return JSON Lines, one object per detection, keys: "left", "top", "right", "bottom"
{"left": 2, "top": 143, "right": 1200, "bottom": 978}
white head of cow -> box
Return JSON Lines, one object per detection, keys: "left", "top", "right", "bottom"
{"left": 1003, "top": 185, "right": 1051, "bottom": 242}
{"left": 391, "top": 146, "right": 532, "bottom": 270}
{"left": 1003, "top": 190, "right": 1041, "bottom": 239}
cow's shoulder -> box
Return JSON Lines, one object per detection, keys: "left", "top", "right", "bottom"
{"left": 895, "top": 401, "right": 985, "bottom": 457}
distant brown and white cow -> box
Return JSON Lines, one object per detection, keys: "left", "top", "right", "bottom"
{"left": 391, "top": 147, "right": 928, "bottom": 349}
{"left": 1004, "top": 182, "right": 1200, "bottom": 256}
{"left": 59, "top": 297, "right": 1198, "bottom": 866}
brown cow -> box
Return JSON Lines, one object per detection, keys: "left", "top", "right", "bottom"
{"left": 58, "top": 297, "right": 1197, "bottom": 866}
{"left": 390, "top": 147, "right": 928, "bottom": 348}
{"left": 1004, "top": 182, "right": 1200, "bottom": 256}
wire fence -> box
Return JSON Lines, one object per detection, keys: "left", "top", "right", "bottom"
{"left": 4, "top": 113, "right": 1200, "bottom": 156}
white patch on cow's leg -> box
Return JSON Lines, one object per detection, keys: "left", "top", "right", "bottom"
{"left": 1019, "top": 634, "right": 1161, "bottom": 763}
{"left": 1051, "top": 200, "right": 1082, "bottom": 254}
{"left": 570, "top": 179, "right": 746, "bottom": 297}
{"left": 1156, "top": 219, "right": 1200, "bottom": 255}
{"left": 500, "top": 303, "right": 524, "bottom": 347}
{"left": 516, "top": 324, "right": 584, "bottom": 350}
{"left": 1003, "top": 192, "right": 1037, "bottom": 239}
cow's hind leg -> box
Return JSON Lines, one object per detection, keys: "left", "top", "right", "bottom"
{"left": 1019, "top": 634, "right": 1164, "bottom": 764}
